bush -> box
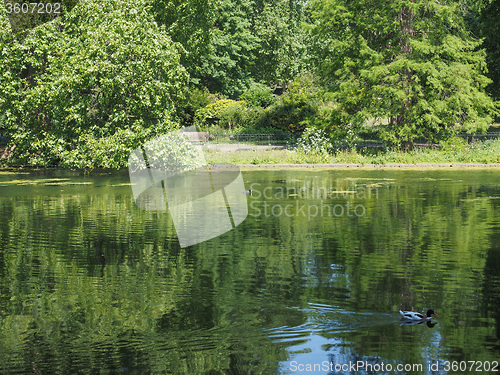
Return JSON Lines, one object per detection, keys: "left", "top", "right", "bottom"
{"left": 194, "top": 98, "right": 267, "bottom": 130}
{"left": 439, "top": 136, "right": 468, "bottom": 152}
{"left": 240, "top": 83, "right": 275, "bottom": 107}
{"left": 220, "top": 103, "right": 265, "bottom": 129}
{"left": 296, "top": 127, "right": 332, "bottom": 154}
{"left": 257, "top": 74, "right": 320, "bottom": 133}
{"left": 175, "top": 87, "right": 224, "bottom": 126}
{"left": 195, "top": 99, "right": 245, "bottom": 128}
{"left": 218, "top": 101, "right": 248, "bottom": 128}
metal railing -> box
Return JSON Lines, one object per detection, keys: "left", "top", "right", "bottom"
{"left": 457, "top": 132, "right": 500, "bottom": 140}
{"left": 208, "top": 133, "right": 296, "bottom": 145}
{"left": 205, "top": 132, "right": 500, "bottom": 148}
{"left": 1, "top": 131, "right": 498, "bottom": 149}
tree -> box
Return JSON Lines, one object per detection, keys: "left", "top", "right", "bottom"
{"left": 150, "top": 0, "right": 309, "bottom": 98}
{"left": 308, "top": 0, "right": 498, "bottom": 148}
{"left": 3, "top": 0, "right": 79, "bottom": 37}
{"left": 0, "top": 0, "right": 188, "bottom": 168}
{"left": 250, "top": 0, "right": 309, "bottom": 89}
{"left": 0, "top": 7, "right": 21, "bottom": 136}
{"left": 448, "top": 0, "right": 500, "bottom": 103}
{"left": 149, "top": 0, "right": 257, "bottom": 97}
{"left": 196, "top": 0, "right": 259, "bottom": 97}
{"left": 479, "top": 0, "right": 500, "bottom": 102}
{"left": 148, "top": 0, "right": 219, "bottom": 84}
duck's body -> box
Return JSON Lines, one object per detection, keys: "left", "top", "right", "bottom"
{"left": 399, "top": 309, "right": 437, "bottom": 321}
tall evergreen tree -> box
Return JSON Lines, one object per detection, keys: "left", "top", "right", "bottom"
{"left": 308, "top": 0, "right": 498, "bottom": 147}
{"left": 479, "top": 0, "right": 500, "bottom": 102}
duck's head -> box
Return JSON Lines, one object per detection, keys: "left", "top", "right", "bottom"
{"left": 426, "top": 309, "right": 438, "bottom": 317}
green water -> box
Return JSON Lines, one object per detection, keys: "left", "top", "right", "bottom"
{"left": 0, "top": 169, "right": 499, "bottom": 374}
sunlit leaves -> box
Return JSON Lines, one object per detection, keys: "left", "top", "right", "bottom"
{"left": 2, "top": 0, "right": 188, "bottom": 168}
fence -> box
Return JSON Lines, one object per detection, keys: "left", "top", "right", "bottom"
{"left": 456, "top": 132, "right": 500, "bottom": 140}
{"left": 205, "top": 132, "right": 500, "bottom": 148}
{"left": 1, "top": 131, "right": 499, "bottom": 149}
{"left": 208, "top": 133, "right": 295, "bottom": 145}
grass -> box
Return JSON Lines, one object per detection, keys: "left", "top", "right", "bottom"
{"left": 203, "top": 139, "right": 500, "bottom": 165}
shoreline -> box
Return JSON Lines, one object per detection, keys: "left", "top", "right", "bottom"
{"left": 3, "top": 163, "right": 500, "bottom": 174}
{"left": 234, "top": 163, "right": 500, "bottom": 170}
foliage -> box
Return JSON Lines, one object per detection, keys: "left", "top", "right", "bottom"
{"left": 156, "top": 0, "right": 309, "bottom": 97}
{"left": 250, "top": 0, "right": 309, "bottom": 86}
{"left": 218, "top": 101, "right": 262, "bottom": 129}
{"left": 194, "top": 97, "right": 270, "bottom": 130}
{"left": 1, "top": 0, "right": 187, "bottom": 168}
{"left": 3, "top": 0, "right": 79, "bottom": 36}
{"left": 447, "top": 0, "right": 500, "bottom": 103}
{"left": 308, "top": 0, "right": 498, "bottom": 148}
{"left": 194, "top": 0, "right": 259, "bottom": 97}
{"left": 239, "top": 83, "right": 275, "bottom": 107}
{"left": 149, "top": 0, "right": 218, "bottom": 67}
{"left": 195, "top": 99, "right": 242, "bottom": 126}
{"left": 479, "top": 0, "right": 500, "bottom": 102}
{"left": 2, "top": 0, "right": 500, "bottom": 166}
{"left": 175, "top": 87, "right": 224, "bottom": 126}
{"left": 151, "top": 0, "right": 270, "bottom": 97}
{"left": 258, "top": 74, "right": 320, "bottom": 132}
{"left": 203, "top": 138, "right": 500, "bottom": 165}
{"left": 296, "top": 91, "right": 359, "bottom": 142}
{"left": 296, "top": 127, "right": 332, "bottom": 154}
{"left": 439, "top": 135, "right": 469, "bottom": 152}
{"left": 0, "top": 9, "right": 21, "bottom": 136}
{"left": 129, "top": 132, "right": 205, "bottom": 173}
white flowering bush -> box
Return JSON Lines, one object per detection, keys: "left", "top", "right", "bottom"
{"left": 128, "top": 131, "right": 205, "bottom": 174}
{"left": 296, "top": 127, "right": 332, "bottom": 154}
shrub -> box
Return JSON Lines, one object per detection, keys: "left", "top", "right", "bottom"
{"left": 296, "top": 127, "right": 332, "bottom": 154}
{"left": 240, "top": 83, "right": 275, "bottom": 107}
{"left": 175, "top": 87, "right": 223, "bottom": 126}
{"left": 439, "top": 136, "right": 468, "bottom": 152}
{"left": 195, "top": 99, "right": 240, "bottom": 126}
{"left": 194, "top": 99, "right": 265, "bottom": 130}
{"left": 220, "top": 103, "right": 264, "bottom": 129}
{"left": 257, "top": 74, "right": 320, "bottom": 133}
{"left": 218, "top": 101, "right": 249, "bottom": 129}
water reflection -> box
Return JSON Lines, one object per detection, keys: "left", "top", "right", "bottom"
{"left": 0, "top": 169, "right": 499, "bottom": 374}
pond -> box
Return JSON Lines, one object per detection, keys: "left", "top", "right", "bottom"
{"left": 0, "top": 168, "right": 499, "bottom": 374}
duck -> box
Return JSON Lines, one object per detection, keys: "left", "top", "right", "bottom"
{"left": 399, "top": 309, "right": 437, "bottom": 321}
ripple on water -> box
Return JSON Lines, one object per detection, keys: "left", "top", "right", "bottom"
{"left": 268, "top": 303, "right": 398, "bottom": 339}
